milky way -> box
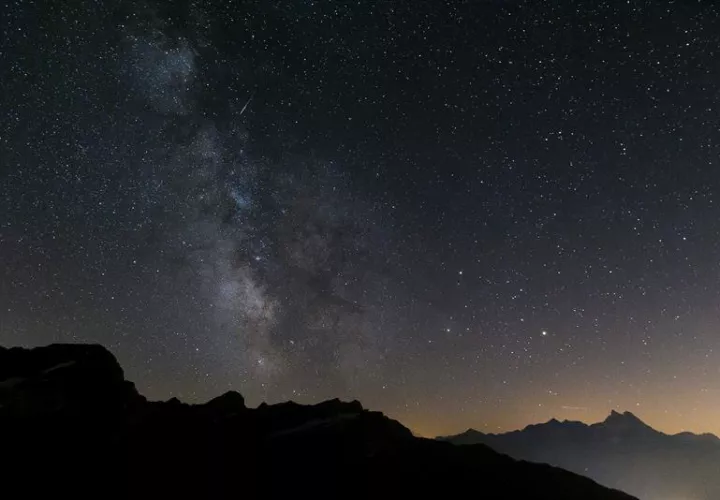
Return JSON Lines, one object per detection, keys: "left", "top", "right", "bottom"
{"left": 115, "top": 6, "right": 396, "bottom": 395}
{"left": 4, "top": 0, "right": 720, "bottom": 437}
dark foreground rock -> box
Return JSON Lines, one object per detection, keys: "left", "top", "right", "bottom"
{"left": 0, "top": 343, "right": 636, "bottom": 499}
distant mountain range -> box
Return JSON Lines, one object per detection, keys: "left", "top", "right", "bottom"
{"left": 440, "top": 410, "right": 720, "bottom": 499}
{"left": 0, "top": 343, "right": 635, "bottom": 500}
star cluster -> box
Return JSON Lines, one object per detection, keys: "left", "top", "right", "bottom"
{"left": 2, "top": 0, "right": 720, "bottom": 437}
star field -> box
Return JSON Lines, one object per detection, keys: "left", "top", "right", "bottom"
{"left": 2, "top": 0, "right": 720, "bottom": 437}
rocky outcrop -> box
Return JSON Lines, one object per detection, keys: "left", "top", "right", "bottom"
{"left": 0, "top": 343, "right": 143, "bottom": 417}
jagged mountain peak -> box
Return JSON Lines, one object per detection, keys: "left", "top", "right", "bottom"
{"left": 599, "top": 410, "right": 653, "bottom": 432}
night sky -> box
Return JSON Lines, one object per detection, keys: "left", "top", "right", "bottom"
{"left": 3, "top": 0, "right": 720, "bottom": 437}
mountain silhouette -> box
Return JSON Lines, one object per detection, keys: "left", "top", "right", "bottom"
{"left": 440, "top": 410, "right": 720, "bottom": 499}
{"left": 0, "top": 343, "right": 635, "bottom": 500}
{"left": 602, "top": 410, "right": 651, "bottom": 430}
